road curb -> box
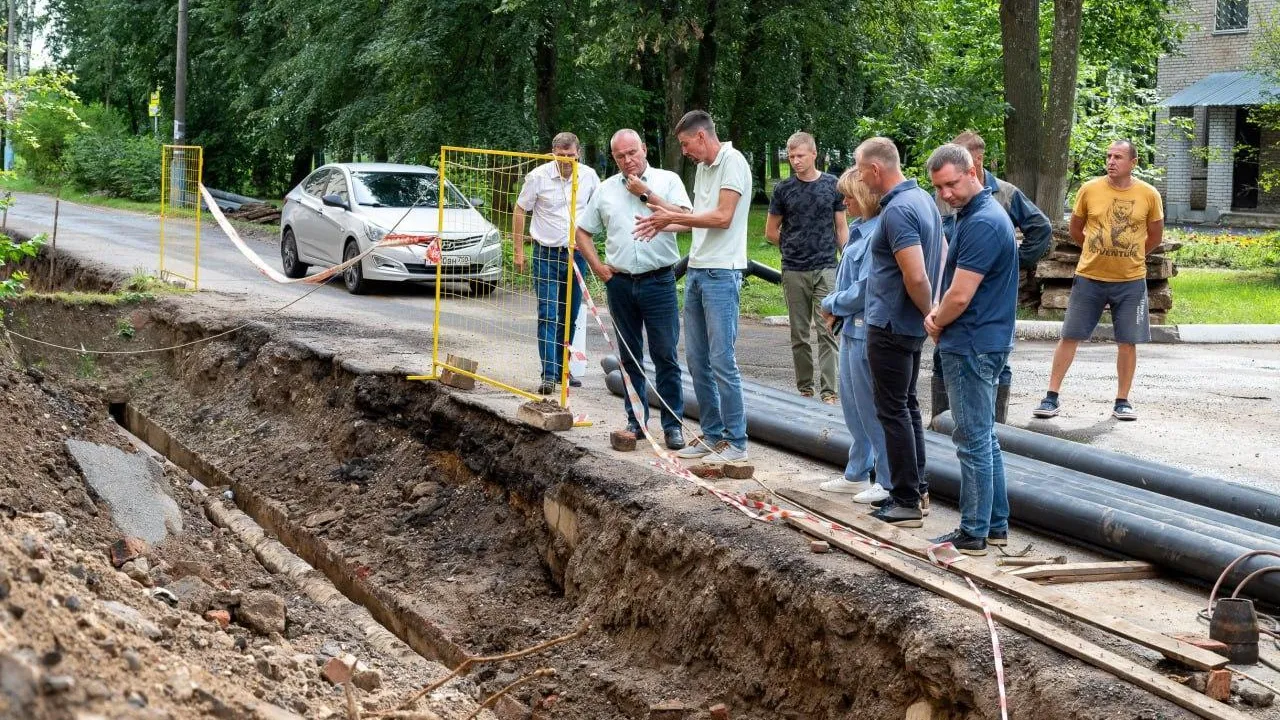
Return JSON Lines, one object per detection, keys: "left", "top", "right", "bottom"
{"left": 759, "top": 315, "right": 1280, "bottom": 344}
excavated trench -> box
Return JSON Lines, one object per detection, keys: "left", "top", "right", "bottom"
{"left": 1, "top": 258, "right": 1206, "bottom": 720}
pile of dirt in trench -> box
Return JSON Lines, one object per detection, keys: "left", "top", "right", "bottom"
{"left": 0, "top": 361, "right": 489, "bottom": 719}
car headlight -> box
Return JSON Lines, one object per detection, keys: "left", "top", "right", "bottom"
{"left": 364, "top": 224, "right": 389, "bottom": 243}
{"left": 482, "top": 229, "right": 501, "bottom": 249}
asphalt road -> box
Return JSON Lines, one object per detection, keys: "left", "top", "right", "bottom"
{"left": 6, "top": 191, "right": 1279, "bottom": 488}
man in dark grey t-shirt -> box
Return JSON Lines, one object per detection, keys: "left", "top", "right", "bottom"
{"left": 766, "top": 132, "right": 848, "bottom": 403}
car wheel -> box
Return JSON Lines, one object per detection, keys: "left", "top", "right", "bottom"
{"left": 469, "top": 279, "right": 498, "bottom": 296}
{"left": 343, "top": 240, "right": 368, "bottom": 295}
{"left": 281, "top": 228, "right": 309, "bottom": 279}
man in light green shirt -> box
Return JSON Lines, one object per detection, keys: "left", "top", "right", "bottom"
{"left": 576, "top": 129, "right": 692, "bottom": 450}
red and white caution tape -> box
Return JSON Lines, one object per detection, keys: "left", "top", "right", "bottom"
{"left": 198, "top": 184, "right": 438, "bottom": 286}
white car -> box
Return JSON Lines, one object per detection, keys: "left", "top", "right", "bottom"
{"left": 279, "top": 162, "right": 502, "bottom": 295}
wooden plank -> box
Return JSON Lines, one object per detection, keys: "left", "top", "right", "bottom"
{"left": 787, "top": 516, "right": 1249, "bottom": 720}
{"left": 1010, "top": 561, "right": 1155, "bottom": 580}
{"left": 1039, "top": 570, "right": 1160, "bottom": 584}
{"left": 778, "top": 488, "right": 1226, "bottom": 671}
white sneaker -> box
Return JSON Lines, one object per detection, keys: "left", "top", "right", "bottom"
{"left": 819, "top": 477, "right": 866, "bottom": 494}
{"left": 676, "top": 436, "right": 714, "bottom": 459}
{"left": 852, "top": 484, "right": 891, "bottom": 504}
{"left": 715, "top": 443, "right": 748, "bottom": 463}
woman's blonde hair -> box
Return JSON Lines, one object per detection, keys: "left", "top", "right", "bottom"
{"left": 836, "top": 167, "right": 880, "bottom": 219}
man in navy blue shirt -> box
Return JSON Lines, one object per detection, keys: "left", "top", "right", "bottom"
{"left": 854, "top": 137, "right": 943, "bottom": 528}
{"left": 932, "top": 131, "right": 1051, "bottom": 423}
{"left": 925, "top": 144, "right": 1019, "bottom": 556}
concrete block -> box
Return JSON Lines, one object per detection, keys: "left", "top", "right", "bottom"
{"left": 610, "top": 430, "right": 637, "bottom": 452}
{"left": 518, "top": 401, "right": 573, "bottom": 431}
{"left": 440, "top": 354, "right": 478, "bottom": 390}
{"left": 810, "top": 541, "right": 831, "bottom": 554}
{"left": 722, "top": 463, "right": 754, "bottom": 480}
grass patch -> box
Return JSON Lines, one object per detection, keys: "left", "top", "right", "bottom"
{"left": 1167, "top": 268, "right": 1280, "bottom": 324}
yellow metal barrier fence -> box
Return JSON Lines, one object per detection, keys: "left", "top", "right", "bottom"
{"left": 159, "top": 145, "right": 204, "bottom": 288}
{"left": 409, "top": 146, "right": 582, "bottom": 408}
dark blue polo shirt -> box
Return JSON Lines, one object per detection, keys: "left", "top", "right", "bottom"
{"left": 938, "top": 188, "right": 1018, "bottom": 355}
{"left": 865, "top": 179, "right": 944, "bottom": 337}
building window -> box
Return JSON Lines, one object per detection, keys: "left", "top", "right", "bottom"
{"left": 1215, "top": 0, "right": 1249, "bottom": 32}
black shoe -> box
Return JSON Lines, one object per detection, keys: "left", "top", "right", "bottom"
{"left": 930, "top": 529, "right": 987, "bottom": 556}
{"left": 537, "top": 381, "right": 554, "bottom": 395}
{"left": 625, "top": 419, "right": 643, "bottom": 436}
{"left": 869, "top": 500, "right": 924, "bottom": 528}
{"left": 664, "top": 428, "right": 685, "bottom": 450}
{"left": 871, "top": 492, "right": 930, "bottom": 517}
{"left": 569, "top": 376, "right": 583, "bottom": 388}
{"left": 987, "top": 529, "right": 1008, "bottom": 547}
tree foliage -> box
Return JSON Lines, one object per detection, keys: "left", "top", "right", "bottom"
{"left": 35, "top": 0, "right": 1183, "bottom": 202}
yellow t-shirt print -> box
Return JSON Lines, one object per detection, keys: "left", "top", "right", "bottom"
{"left": 1073, "top": 177, "right": 1163, "bottom": 282}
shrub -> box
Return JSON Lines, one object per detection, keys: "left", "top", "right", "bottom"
{"left": 65, "top": 130, "right": 163, "bottom": 202}
{"left": 1168, "top": 230, "right": 1280, "bottom": 270}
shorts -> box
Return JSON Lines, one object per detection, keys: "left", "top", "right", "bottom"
{"left": 1061, "top": 275, "right": 1150, "bottom": 344}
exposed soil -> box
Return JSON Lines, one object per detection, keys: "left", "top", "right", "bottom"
{"left": 1, "top": 277, "right": 1229, "bottom": 720}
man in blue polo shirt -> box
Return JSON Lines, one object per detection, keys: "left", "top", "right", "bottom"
{"left": 854, "top": 137, "right": 943, "bottom": 528}
{"left": 924, "top": 143, "right": 1019, "bottom": 556}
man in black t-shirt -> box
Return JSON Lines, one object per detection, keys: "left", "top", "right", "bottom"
{"left": 766, "top": 132, "right": 849, "bottom": 403}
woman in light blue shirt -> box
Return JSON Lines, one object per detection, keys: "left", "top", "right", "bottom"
{"left": 819, "top": 169, "right": 892, "bottom": 502}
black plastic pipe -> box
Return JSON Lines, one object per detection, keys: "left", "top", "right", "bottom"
{"left": 602, "top": 365, "right": 1280, "bottom": 604}
{"left": 932, "top": 411, "right": 1280, "bottom": 528}
{"left": 601, "top": 366, "right": 1280, "bottom": 547}
{"left": 672, "top": 255, "right": 783, "bottom": 285}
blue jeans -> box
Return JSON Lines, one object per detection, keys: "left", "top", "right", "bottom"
{"left": 533, "top": 245, "right": 587, "bottom": 383}
{"left": 684, "top": 268, "right": 747, "bottom": 450}
{"left": 606, "top": 269, "right": 683, "bottom": 432}
{"left": 839, "top": 334, "right": 891, "bottom": 487}
{"left": 940, "top": 350, "right": 1011, "bottom": 539}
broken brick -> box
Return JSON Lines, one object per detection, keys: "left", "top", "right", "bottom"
{"left": 321, "top": 656, "right": 354, "bottom": 686}
{"left": 709, "top": 703, "right": 730, "bottom": 719}
{"left": 1171, "top": 633, "right": 1230, "bottom": 657}
{"left": 204, "top": 610, "right": 230, "bottom": 630}
{"left": 1206, "top": 669, "right": 1231, "bottom": 701}
{"left": 610, "top": 430, "right": 637, "bottom": 452}
{"left": 110, "top": 537, "right": 148, "bottom": 568}
{"left": 810, "top": 541, "right": 831, "bottom": 554}
{"left": 721, "top": 463, "right": 754, "bottom": 479}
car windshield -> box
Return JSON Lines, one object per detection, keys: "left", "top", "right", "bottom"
{"left": 350, "top": 172, "right": 470, "bottom": 209}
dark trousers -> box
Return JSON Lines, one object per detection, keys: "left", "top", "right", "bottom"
{"left": 606, "top": 269, "right": 684, "bottom": 432}
{"left": 866, "top": 326, "right": 928, "bottom": 505}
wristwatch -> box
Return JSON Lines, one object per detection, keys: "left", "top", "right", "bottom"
{"left": 638, "top": 192, "right": 650, "bottom": 203}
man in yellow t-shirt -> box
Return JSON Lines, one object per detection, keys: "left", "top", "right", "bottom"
{"left": 1033, "top": 140, "right": 1164, "bottom": 422}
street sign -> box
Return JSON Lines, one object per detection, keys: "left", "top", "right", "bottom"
{"left": 148, "top": 90, "right": 161, "bottom": 118}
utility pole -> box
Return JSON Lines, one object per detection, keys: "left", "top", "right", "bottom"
{"left": 172, "top": 0, "right": 189, "bottom": 204}
{"left": 173, "top": 0, "right": 188, "bottom": 143}
{"left": 4, "top": 0, "right": 16, "bottom": 171}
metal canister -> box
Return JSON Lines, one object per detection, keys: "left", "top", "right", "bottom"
{"left": 1209, "top": 597, "right": 1260, "bottom": 665}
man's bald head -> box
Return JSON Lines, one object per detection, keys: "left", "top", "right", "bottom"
{"left": 610, "top": 128, "right": 649, "bottom": 177}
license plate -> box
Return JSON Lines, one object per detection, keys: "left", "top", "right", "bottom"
{"left": 441, "top": 255, "right": 469, "bottom": 266}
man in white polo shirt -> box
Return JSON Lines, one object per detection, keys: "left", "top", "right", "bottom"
{"left": 576, "top": 129, "right": 693, "bottom": 450}
{"left": 635, "top": 110, "right": 752, "bottom": 462}
{"left": 513, "top": 132, "right": 601, "bottom": 395}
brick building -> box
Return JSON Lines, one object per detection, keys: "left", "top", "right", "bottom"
{"left": 1155, "top": 0, "right": 1280, "bottom": 225}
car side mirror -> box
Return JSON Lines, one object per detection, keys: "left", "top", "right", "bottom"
{"left": 469, "top": 196, "right": 485, "bottom": 208}
{"left": 321, "top": 193, "right": 349, "bottom": 211}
